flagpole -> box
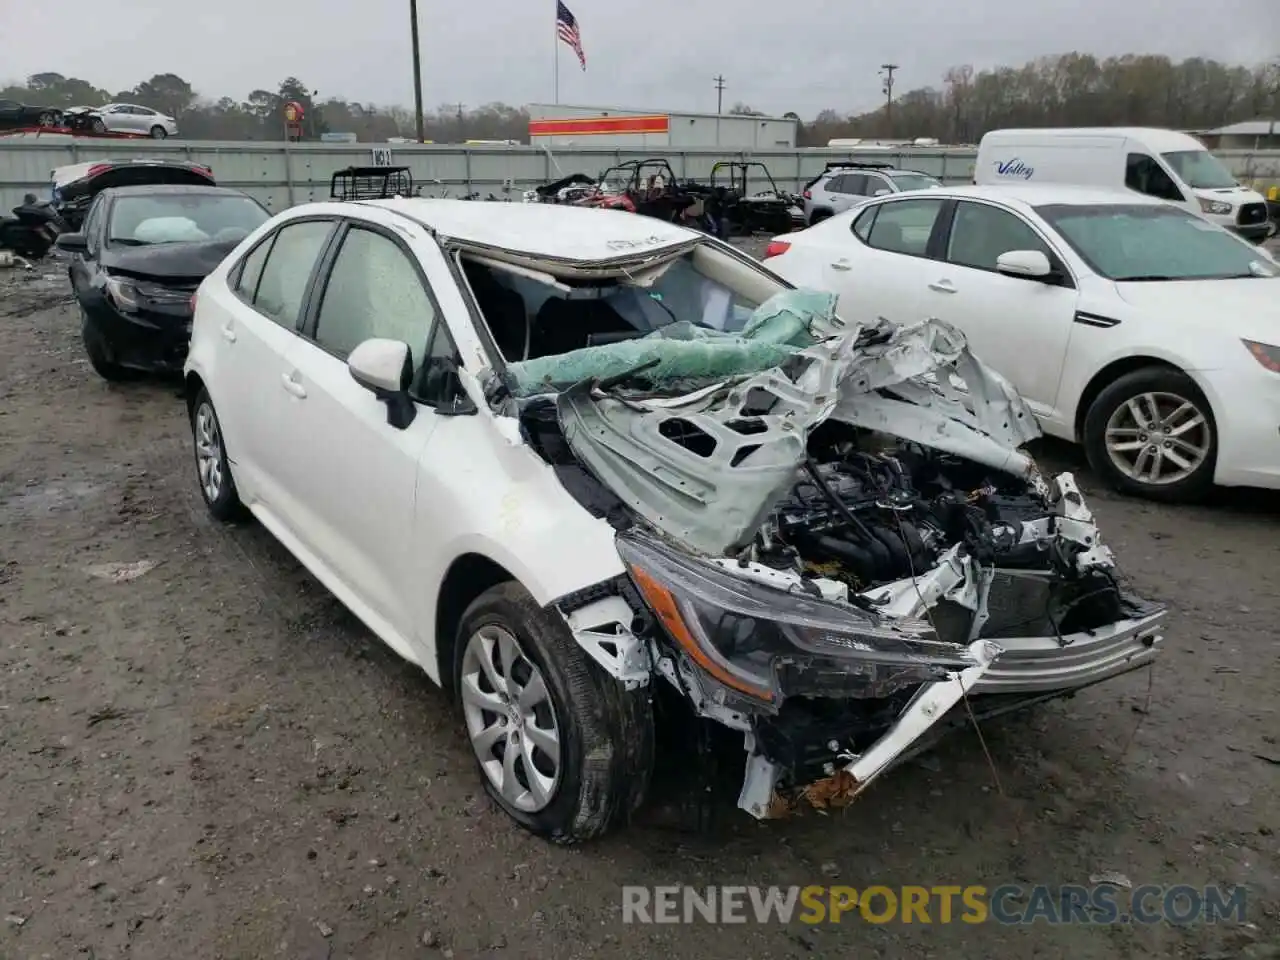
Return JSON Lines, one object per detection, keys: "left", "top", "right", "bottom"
{"left": 553, "top": 12, "right": 560, "bottom": 105}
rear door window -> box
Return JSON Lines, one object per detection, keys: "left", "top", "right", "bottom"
{"left": 251, "top": 220, "right": 334, "bottom": 329}
{"left": 864, "top": 198, "right": 945, "bottom": 257}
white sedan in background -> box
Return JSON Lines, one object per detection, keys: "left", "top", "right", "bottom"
{"left": 764, "top": 184, "right": 1280, "bottom": 501}
{"left": 85, "top": 102, "right": 179, "bottom": 138}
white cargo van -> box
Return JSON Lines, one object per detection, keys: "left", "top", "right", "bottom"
{"left": 975, "top": 127, "right": 1273, "bottom": 242}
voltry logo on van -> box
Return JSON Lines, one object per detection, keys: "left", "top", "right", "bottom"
{"left": 994, "top": 158, "right": 1035, "bottom": 179}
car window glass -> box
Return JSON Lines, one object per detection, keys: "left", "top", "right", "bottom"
{"left": 852, "top": 204, "right": 878, "bottom": 242}
{"left": 413, "top": 319, "right": 465, "bottom": 406}
{"left": 865, "top": 198, "right": 944, "bottom": 256}
{"left": 314, "top": 227, "right": 437, "bottom": 370}
{"left": 235, "top": 236, "right": 275, "bottom": 300}
{"left": 863, "top": 175, "right": 890, "bottom": 196}
{"left": 253, "top": 220, "right": 332, "bottom": 328}
{"left": 1125, "top": 153, "right": 1183, "bottom": 202}
{"left": 946, "top": 201, "right": 1053, "bottom": 272}
{"left": 821, "top": 175, "right": 845, "bottom": 193}
{"left": 82, "top": 197, "right": 105, "bottom": 247}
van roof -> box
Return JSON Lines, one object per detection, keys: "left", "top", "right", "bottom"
{"left": 980, "top": 127, "right": 1206, "bottom": 152}
{"left": 934, "top": 183, "right": 1169, "bottom": 208}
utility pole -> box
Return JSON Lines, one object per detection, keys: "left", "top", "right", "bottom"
{"left": 880, "top": 63, "right": 898, "bottom": 137}
{"left": 409, "top": 0, "right": 425, "bottom": 142}
{"left": 714, "top": 75, "right": 726, "bottom": 115}
{"left": 455, "top": 103, "right": 465, "bottom": 142}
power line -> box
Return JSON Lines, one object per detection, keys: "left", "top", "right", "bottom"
{"left": 880, "top": 63, "right": 899, "bottom": 136}
{"left": 714, "top": 75, "right": 726, "bottom": 115}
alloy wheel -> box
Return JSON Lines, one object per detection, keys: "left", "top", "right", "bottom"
{"left": 194, "top": 401, "right": 224, "bottom": 503}
{"left": 460, "top": 624, "right": 562, "bottom": 813}
{"left": 1104, "top": 391, "right": 1211, "bottom": 486}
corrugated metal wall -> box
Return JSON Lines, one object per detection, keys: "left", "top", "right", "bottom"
{"left": 0, "top": 138, "right": 1277, "bottom": 211}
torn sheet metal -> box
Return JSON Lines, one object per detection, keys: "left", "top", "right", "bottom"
{"left": 558, "top": 595, "right": 652, "bottom": 689}
{"left": 559, "top": 332, "right": 863, "bottom": 556}
{"left": 559, "top": 315, "right": 1044, "bottom": 556}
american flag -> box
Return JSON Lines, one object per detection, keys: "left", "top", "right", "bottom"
{"left": 556, "top": 1, "right": 586, "bottom": 71}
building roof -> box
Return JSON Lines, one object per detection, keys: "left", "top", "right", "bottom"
{"left": 1200, "top": 120, "right": 1280, "bottom": 137}
{"left": 525, "top": 103, "right": 799, "bottom": 124}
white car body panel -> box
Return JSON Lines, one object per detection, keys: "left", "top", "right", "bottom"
{"left": 766, "top": 184, "right": 1280, "bottom": 488}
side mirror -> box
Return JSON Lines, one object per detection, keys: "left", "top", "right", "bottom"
{"left": 56, "top": 232, "right": 88, "bottom": 253}
{"left": 996, "top": 249, "right": 1052, "bottom": 280}
{"left": 348, "top": 337, "right": 417, "bottom": 429}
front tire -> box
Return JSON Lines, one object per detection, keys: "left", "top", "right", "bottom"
{"left": 81, "top": 313, "right": 134, "bottom": 382}
{"left": 90, "top": 117, "right": 106, "bottom": 134}
{"left": 191, "top": 388, "right": 246, "bottom": 522}
{"left": 454, "top": 582, "right": 654, "bottom": 844}
{"left": 1083, "top": 366, "right": 1217, "bottom": 502}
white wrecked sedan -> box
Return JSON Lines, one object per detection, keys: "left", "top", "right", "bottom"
{"left": 183, "top": 199, "right": 1165, "bottom": 842}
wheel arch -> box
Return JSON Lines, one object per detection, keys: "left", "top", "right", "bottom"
{"left": 434, "top": 553, "right": 517, "bottom": 697}
{"left": 1072, "top": 355, "right": 1206, "bottom": 443}
{"left": 184, "top": 370, "right": 206, "bottom": 419}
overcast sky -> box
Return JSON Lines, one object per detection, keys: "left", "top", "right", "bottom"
{"left": 7, "top": 0, "right": 1278, "bottom": 117}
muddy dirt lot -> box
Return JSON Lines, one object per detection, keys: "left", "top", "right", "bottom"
{"left": 0, "top": 259, "right": 1277, "bottom": 960}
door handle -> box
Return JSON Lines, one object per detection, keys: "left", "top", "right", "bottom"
{"left": 928, "top": 279, "right": 957, "bottom": 293}
{"left": 280, "top": 372, "right": 307, "bottom": 399}
{"left": 220, "top": 322, "right": 237, "bottom": 343}
{"left": 830, "top": 259, "right": 853, "bottom": 271}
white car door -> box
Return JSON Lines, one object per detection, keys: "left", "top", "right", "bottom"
{"left": 264, "top": 218, "right": 446, "bottom": 653}
{"left": 214, "top": 217, "right": 338, "bottom": 513}
{"left": 812, "top": 195, "right": 949, "bottom": 326}
{"left": 919, "top": 199, "right": 1080, "bottom": 418}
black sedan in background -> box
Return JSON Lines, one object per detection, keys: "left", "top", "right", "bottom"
{"left": 56, "top": 185, "right": 270, "bottom": 380}
{"left": 0, "top": 99, "right": 61, "bottom": 130}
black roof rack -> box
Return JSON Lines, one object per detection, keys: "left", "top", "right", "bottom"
{"left": 820, "top": 160, "right": 896, "bottom": 172}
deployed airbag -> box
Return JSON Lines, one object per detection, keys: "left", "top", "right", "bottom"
{"left": 505, "top": 289, "right": 838, "bottom": 398}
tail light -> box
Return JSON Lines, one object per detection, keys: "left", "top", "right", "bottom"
{"left": 763, "top": 240, "right": 791, "bottom": 259}
{"left": 86, "top": 163, "right": 113, "bottom": 178}
{"left": 802, "top": 189, "right": 812, "bottom": 200}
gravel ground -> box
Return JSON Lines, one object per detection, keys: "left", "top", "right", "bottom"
{"left": 0, "top": 248, "right": 1277, "bottom": 960}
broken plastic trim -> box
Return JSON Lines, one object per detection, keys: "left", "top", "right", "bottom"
{"left": 738, "top": 637, "right": 1002, "bottom": 818}
{"left": 616, "top": 530, "right": 980, "bottom": 709}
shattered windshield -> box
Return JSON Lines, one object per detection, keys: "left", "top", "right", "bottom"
{"left": 107, "top": 193, "right": 269, "bottom": 246}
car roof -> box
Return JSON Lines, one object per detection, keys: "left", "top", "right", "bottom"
{"left": 357, "top": 198, "right": 700, "bottom": 261}
{"left": 922, "top": 183, "right": 1168, "bottom": 209}
{"left": 102, "top": 184, "right": 245, "bottom": 198}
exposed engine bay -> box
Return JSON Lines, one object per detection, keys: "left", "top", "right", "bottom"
{"left": 753, "top": 434, "right": 1128, "bottom": 642}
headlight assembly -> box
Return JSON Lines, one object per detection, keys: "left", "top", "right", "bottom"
{"left": 616, "top": 532, "right": 981, "bottom": 708}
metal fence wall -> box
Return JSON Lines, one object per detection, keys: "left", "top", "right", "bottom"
{"left": 1, "top": 138, "right": 1278, "bottom": 211}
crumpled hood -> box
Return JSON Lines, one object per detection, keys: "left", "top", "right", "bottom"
{"left": 556, "top": 314, "right": 1042, "bottom": 556}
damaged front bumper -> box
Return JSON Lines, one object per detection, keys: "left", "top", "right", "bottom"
{"left": 591, "top": 473, "right": 1165, "bottom": 821}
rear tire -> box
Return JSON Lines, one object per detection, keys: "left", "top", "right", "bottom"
{"left": 150, "top": 125, "right": 167, "bottom": 139}
{"left": 454, "top": 582, "right": 654, "bottom": 844}
{"left": 190, "top": 388, "right": 247, "bottom": 522}
{"left": 1082, "top": 366, "right": 1217, "bottom": 503}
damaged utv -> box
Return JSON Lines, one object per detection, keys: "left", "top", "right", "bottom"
{"left": 186, "top": 200, "right": 1165, "bottom": 844}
